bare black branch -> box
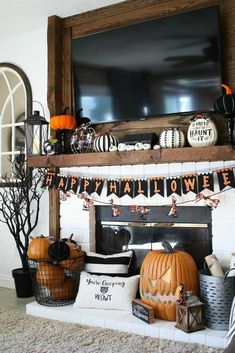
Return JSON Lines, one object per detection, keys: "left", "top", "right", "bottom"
{"left": 0, "top": 153, "right": 45, "bottom": 271}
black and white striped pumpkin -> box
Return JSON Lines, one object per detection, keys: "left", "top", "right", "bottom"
{"left": 93, "top": 134, "right": 119, "bottom": 152}
{"left": 159, "top": 128, "right": 185, "bottom": 148}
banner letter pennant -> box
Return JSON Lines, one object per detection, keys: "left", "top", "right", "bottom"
{"left": 90, "top": 178, "right": 104, "bottom": 196}
{"left": 182, "top": 174, "right": 197, "bottom": 194}
{"left": 166, "top": 177, "right": 181, "bottom": 197}
{"left": 41, "top": 172, "right": 56, "bottom": 189}
{"left": 54, "top": 175, "right": 67, "bottom": 191}
{"left": 79, "top": 178, "right": 93, "bottom": 195}
{"left": 217, "top": 168, "right": 235, "bottom": 190}
{"left": 120, "top": 179, "right": 134, "bottom": 198}
{"left": 198, "top": 173, "right": 214, "bottom": 192}
{"left": 149, "top": 177, "right": 164, "bottom": 197}
{"left": 66, "top": 176, "right": 79, "bottom": 194}
{"left": 134, "top": 179, "right": 148, "bottom": 197}
{"left": 107, "top": 179, "right": 120, "bottom": 197}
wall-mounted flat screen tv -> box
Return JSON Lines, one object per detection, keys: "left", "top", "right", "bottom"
{"left": 72, "top": 6, "right": 222, "bottom": 124}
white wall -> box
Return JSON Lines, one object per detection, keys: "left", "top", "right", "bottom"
{"left": 0, "top": 26, "right": 50, "bottom": 287}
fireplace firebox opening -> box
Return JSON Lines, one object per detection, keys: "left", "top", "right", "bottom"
{"left": 95, "top": 206, "right": 212, "bottom": 274}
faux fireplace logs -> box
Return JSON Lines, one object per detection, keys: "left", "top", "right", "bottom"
{"left": 95, "top": 205, "right": 212, "bottom": 273}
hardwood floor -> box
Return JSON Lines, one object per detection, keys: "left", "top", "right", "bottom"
{"left": 0, "top": 287, "right": 33, "bottom": 313}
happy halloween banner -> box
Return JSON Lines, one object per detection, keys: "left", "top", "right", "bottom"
{"left": 41, "top": 167, "right": 235, "bottom": 198}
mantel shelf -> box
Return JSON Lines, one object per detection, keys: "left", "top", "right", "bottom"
{"left": 27, "top": 145, "right": 235, "bottom": 168}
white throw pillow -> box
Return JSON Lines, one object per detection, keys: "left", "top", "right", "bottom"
{"left": 84, "top": 250, "right": 133, "bottom": 276}
{"left": 74, "top": 271, "right": 139, "bottom": 311}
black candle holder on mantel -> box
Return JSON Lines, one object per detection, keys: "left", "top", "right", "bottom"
{"left": 214, "top": 84, "right": 235, "bottom": 147}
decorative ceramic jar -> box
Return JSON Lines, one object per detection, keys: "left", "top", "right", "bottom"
{"left": 159, "top": 128, "right": 185, "bottom": 148}
{"left": 70, "top": 123, "right": 96, "bottom": 153}
{"left": 187, "top": 114, "right": 218, "bottom": 147}
{"left": 93, "top": 134, "right": 119, "bottom": 152}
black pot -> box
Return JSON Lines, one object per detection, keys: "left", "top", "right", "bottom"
{"left": 12, "top": 268, "right": 36, "bottom": 298}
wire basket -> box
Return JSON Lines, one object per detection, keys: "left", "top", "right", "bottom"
{"left": 29, "top": 254, "right": 85, "bottom": 307}
{"left": 199, "top": 268, "right": 235, "bottom": 330}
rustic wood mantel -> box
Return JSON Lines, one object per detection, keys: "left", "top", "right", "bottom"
{"left": 28, "top": 145, "right": 235, "bottom": 168}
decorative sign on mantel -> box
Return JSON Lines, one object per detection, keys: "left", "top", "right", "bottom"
{"left": 42, "top": 167, "right": 235, "bottom": 198}
{"left": 187, "top": 114, "right": 218, "bottom": 147}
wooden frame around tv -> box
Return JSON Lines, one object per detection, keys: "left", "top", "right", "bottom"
{"left": 47, "top": 0, "right": 235, "bottom": 239}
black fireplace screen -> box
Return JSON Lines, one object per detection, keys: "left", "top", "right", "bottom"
{"left": 95, "top": 206, "right": 212, "bottom": 273}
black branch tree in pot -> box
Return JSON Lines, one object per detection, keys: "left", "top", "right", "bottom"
{"left": 0, "top": 152, "right": 45, "bottom": 297}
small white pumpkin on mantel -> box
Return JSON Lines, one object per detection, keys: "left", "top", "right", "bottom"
{"left": 159, "top": 128, "right": 185, "bottom": 148}
{"left": 187, "top": 114, "right": 218, "bottom": 147}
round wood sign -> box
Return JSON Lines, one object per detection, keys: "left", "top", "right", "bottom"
{"left": 187, "top": 114, "right": 218, "bottom": 147}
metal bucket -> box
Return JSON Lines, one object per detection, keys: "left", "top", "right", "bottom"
{"left": 199, "top": 268, "right": 235, "bottom": 330}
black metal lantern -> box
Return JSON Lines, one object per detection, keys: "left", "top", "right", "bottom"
{"left": 24, "top": 110, "right": 49, "bottom": 156}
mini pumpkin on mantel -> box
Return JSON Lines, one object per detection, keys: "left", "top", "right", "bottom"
{"left": 93, "top": 133, "right": 119, "bottom": 152}
{"left": 159, "top": 128, "right": 185, "bottom": 148}
{"left": 139, "top": 241, "right": 199, "bottom": 321}
{"left": 50, "top": 108, "right": 77, "bottom": 131}
{"left": 50, "top": 108, "right": 77, "bottom": 154}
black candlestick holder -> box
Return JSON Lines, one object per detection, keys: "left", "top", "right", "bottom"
{"left": 224, "top": 114, "right": 235, "bottom": 147}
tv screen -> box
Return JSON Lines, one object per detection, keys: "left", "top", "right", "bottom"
{"left": 72, "top": 6, "right": 222, "bottom": 124}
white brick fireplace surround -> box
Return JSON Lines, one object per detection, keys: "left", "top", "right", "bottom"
{"left": 27, "top": 160, "right": 235, "bottom": 349}
{"left": 59, "top": 160, "right": 235, "bottom": 266}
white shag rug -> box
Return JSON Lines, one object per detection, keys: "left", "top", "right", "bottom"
{"left": 0, "top": 310, "right": 224, "bottom": 353}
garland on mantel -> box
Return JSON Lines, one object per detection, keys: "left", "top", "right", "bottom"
{"left": 42, "top": 167, "right": 235, "bottom": 198}
{"left": 41, "top": 167, "right": 235, "bottom": 217}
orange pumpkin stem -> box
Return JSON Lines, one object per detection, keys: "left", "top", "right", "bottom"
{"left": 221, "top": 84, "right": 232, "bottom": 94}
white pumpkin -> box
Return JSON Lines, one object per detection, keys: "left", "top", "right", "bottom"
{"left": 159, "top": 128, "right": 185, "bottom": 148}
{"left": 187, "top": 115, "right": 218, "bottom": 147}
{"left": 93, "top": 134, "right": 119, "bottom": 152}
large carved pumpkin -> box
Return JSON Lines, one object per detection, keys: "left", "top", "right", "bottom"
{"left": 27, "top": 235, "right": 51, "bottom": 260}
{"left": 139, "top": 241, "right": 199, "bottom": 321}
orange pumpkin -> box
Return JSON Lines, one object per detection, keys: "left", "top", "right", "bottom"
{"left": 50, "top": 276, "right": 77, "bottom": 300}
{"left": 27, "top": 235, "right": 51, "bottom": 260}
{"left": 139, "top": 241, "right": 199, "bottom": 321}
{"left": 50, "top": 108, "right": 77, "bottom": 130}
{"left": 36, "top": 263, "right": 65, "bottom": 288}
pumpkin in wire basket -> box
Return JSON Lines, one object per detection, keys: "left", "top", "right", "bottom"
{"left": 50, "top": 276, "right": 77, "bottom": 300}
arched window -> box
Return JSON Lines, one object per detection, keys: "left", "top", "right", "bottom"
{"left": 0, "top": 63, "right": 32, "bottom": 184}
